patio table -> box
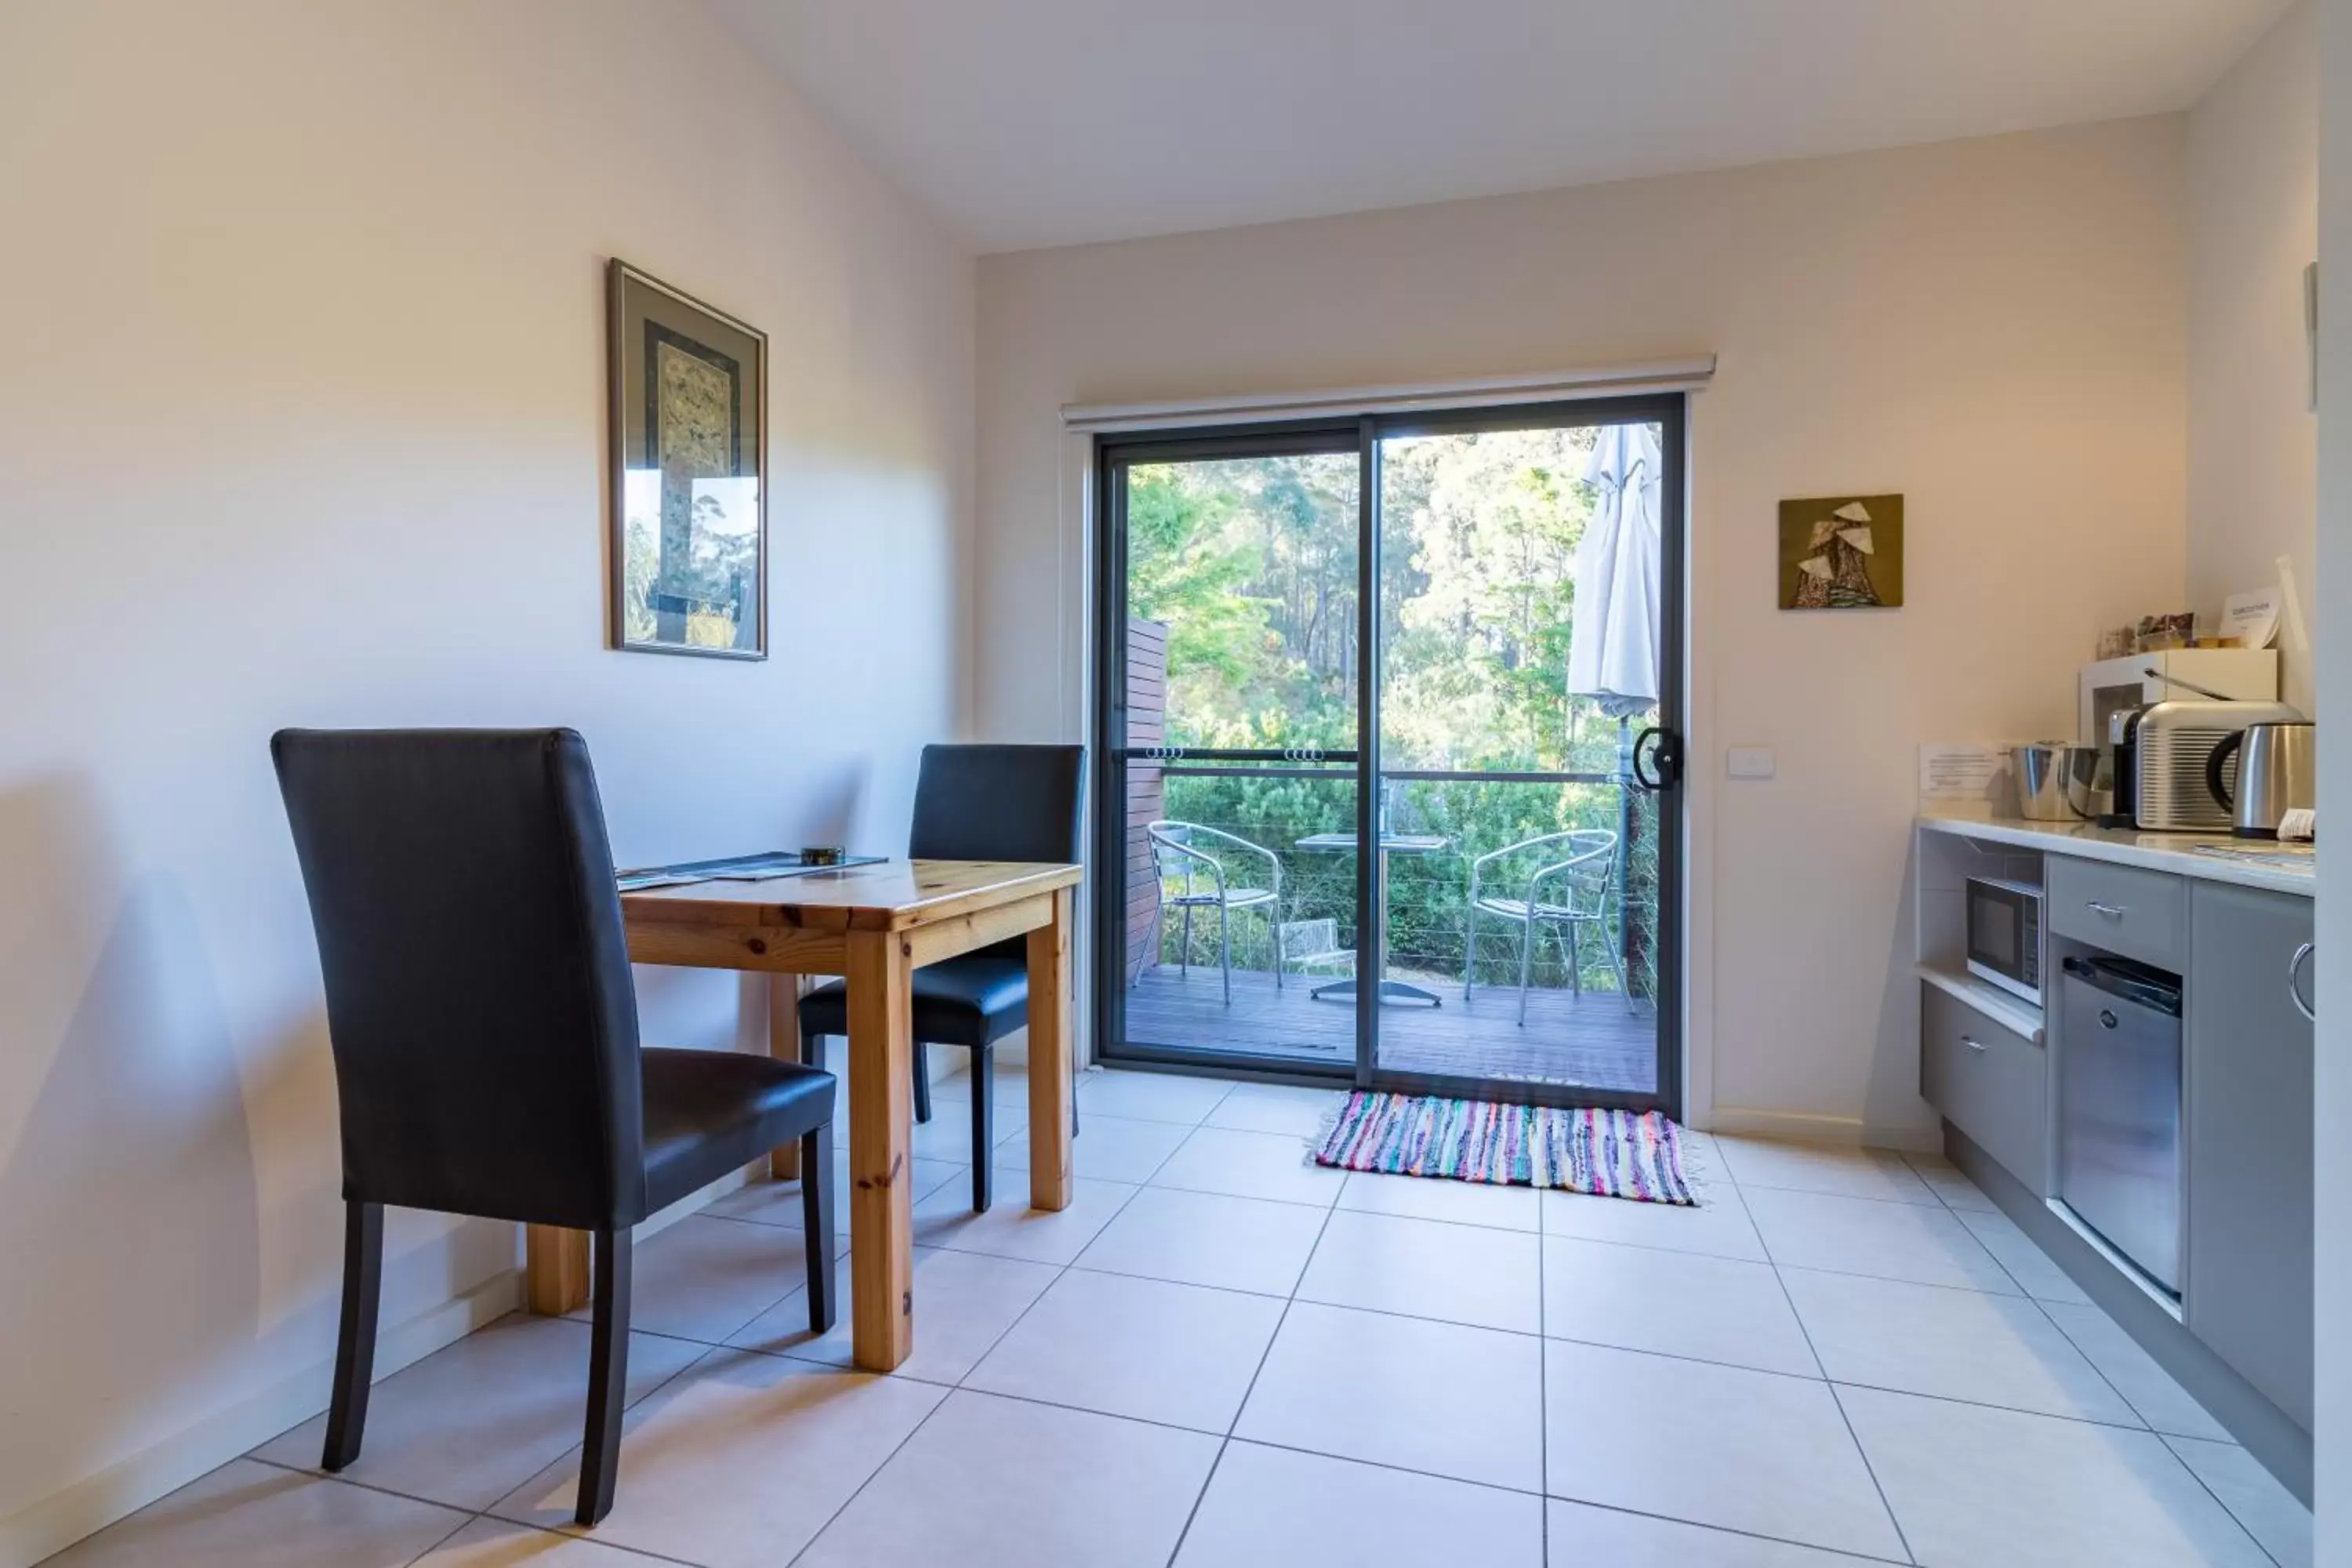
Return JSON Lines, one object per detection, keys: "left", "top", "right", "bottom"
{"left": 1291, "top": 829, "right": 1451, "bottom": 1006}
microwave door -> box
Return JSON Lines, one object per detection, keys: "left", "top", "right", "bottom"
{"left": 1965, "top": 882, "right": 2041, "bottom": 1002}
{"left": 1969, "top": 885, "right": 2017, "bottom": 970}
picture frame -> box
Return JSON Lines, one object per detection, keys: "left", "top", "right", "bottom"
{"left": 1777, "top": 493, "right": 1904, "bottom": 610}
{"left": 606, "top": 259, "right": 768, "bottom": 659}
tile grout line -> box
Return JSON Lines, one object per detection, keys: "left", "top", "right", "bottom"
{"left": 1537, "top": 1192, "right": 1550, "bottom": 1565}
{"left": 244, "top": 1454, "right": 497, "bottom": 1522}
{"left": 261, "top": 1102, "right": 2266, "bottom": 1568}
{"left": 1110, "top": 1076, "right": 1251, "bottom": 1568}
{"left": 1899, "top": 1156, "right": 2288, "bottom": 1568}
{"left": 518, "top": 1082, "right": 1121, "bottom": 1568}
{"left": 630, "top": 1171, "right": 2221, "bottom": 1437}
{"left": 396, "top": 1510, "right": 480, "bottom": 1568}
{"left": 772, "top": 1074, "right": 1199, "bottom": 1566}
{"left": 771, "top": 1151, "right": 1110, "bottom": 1568}
{"left": 1160, "top": 1139, "right": 1342, "bottom": 1568}
{"left": 609, "top": 1159, "right": 2224, "bottom": 1442}
{"left": 263, "top": 1113, "right": 2137, "bottom": 1568}
{"left": 1754, "top": 1194, "right": 1920, "bottom": 1566}
{"left": 717, "top": 1295, "right": 2213, "bottom": 1442}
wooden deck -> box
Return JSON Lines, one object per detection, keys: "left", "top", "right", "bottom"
{"left": 1121, "top": 964, "right": 1658, "bottom": 1092}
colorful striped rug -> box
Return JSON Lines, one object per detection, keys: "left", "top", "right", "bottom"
{"left": 1311, "top": 1092, "right": 1696, "bottom": 1205}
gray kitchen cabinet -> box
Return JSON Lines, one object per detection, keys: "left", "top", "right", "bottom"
{"left": 2048, "top": 855, "right": 2188, "bottom": 971}
{"left": 2185, "top": 883, "right": 2314, "bottom": 1431}
{"left": 1921, "top": 985, "right": 2049, "bottom": 1194}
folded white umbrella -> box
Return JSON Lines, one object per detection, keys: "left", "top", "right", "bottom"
{"left": 1566, "top": 423, "right": 1663, "bottom": 718}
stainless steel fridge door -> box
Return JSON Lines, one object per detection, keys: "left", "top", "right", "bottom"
{"left": 2057, "top": 968, "right": 2183, "bottom": 1293}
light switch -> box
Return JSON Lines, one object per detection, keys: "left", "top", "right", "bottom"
{"left": 1726, "top": 746, "right": 1776, "bottom": 779}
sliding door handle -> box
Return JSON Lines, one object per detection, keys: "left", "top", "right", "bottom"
{"left": 1632, "top": 727, "right": 1682, "bottom": 792}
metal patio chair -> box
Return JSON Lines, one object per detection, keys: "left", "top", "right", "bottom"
{"left": 1145, "top": 820, "right": 1283, "bottom": 1004}
{"left": 1279, "top": 916, "right": 1356, "bottom": 981}
{"left": 1463, "top": 829, "right": 1633, "bottom": 1024}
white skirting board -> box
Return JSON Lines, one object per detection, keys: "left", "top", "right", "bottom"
{"left": 1704, "top": 1104, "right": 1944, "bottom": 1155}
{"left": 0, "top": 1265, "right": 521, "bottom": 1568}
{"left": 0, "top": 1157, "right": 763, "bottom": 1568}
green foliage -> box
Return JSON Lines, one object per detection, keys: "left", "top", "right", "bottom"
{"left": 1129, "top": 428, "right": 1664, "bottom": 999}
{"left": 1126, "top": 470, "right": 1266, "bottom": 699}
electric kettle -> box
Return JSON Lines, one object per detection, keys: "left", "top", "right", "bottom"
{"left": 2205, "top": 720, "right": 2317, "bottom": 839}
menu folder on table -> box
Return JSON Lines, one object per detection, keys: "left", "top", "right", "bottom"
{"left": 615, "top": 851, "right": 882, "bottom": 893}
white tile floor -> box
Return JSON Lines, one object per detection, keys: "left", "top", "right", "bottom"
{"left": 46, "top": 1068, "right": 2313, "bottom": 1568}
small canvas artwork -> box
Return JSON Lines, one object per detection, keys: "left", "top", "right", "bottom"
{"left": 1779, "top": 494, "right": 1903, "bottom": 609}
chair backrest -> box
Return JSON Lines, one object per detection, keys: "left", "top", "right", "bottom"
{"left": 272, "top": 728, "right": 646, "bottom": 1229}
{"left": 908, "top": 744, "right": 1086, "bottom": 863}
{"left": 1545, "top": 829, "right": 1618, "bottom": 914}
{"left": 1279, "top": 916, "right": 1345, "bottom": 962}
{"left": 1145, "top": 819, "right": 1218, "bottom": 891}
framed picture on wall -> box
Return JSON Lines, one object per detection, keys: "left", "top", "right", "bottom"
{"left": 606, "top": 259, "right": 767, "bottom": 659}
{"left": 1777, "top": 493, "right": 1904, "bottom": 609}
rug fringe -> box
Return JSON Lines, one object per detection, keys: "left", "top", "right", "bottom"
{"left": 1303, "top": 1095, "right": 1350, "bottom": 1168}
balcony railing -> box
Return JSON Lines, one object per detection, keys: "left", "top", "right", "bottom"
{"left": 1125, "top": 762, "right": 1660, "bottom": 1003}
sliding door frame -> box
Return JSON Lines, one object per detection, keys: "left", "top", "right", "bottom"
{"left": 1091, "top": 419, "right": 1364, "bottom": 1088}
{"left": 1090, "top": 394, "right": 1688, "bottom": 1116}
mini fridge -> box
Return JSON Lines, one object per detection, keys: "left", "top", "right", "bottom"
{"left": 2057, "top": 954, "right": 2184, "bottom": 1294}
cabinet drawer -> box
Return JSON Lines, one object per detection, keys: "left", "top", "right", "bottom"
{"left": 1922, "top": 985, "right": 2049, "bottom": 1194}
{"left": 2048, "top": 857, "right": 2187, "bottom": 971}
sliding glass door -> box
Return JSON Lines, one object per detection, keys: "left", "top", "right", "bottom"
{"left": 1094, "top": 399, "right": 1684, "bottom": 1114}
{"left": 1096, "top": 430, "right": 1367, "bottom": 1076}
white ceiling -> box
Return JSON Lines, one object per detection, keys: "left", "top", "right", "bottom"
{"left": 713, "top": 0, "right": 2292, "bottom": 252}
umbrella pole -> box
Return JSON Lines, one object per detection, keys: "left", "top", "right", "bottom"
{"left": 1615, "top": 717, "right": 1633, "bottom": 995}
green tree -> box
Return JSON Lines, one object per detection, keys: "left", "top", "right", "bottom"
{"left": 1127, "top": 429, "right": 1659, "bottom": 998}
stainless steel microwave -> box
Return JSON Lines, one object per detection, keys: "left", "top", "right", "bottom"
{"left": 1965, "top": 876, "right": 2045, "bottom": 1004}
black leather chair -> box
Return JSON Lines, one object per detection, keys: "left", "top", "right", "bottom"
{"left": 272, "top": 728, "right": 837, "bottom": 1528}
{"left": 800, "top": 743, "right": 1084, "bottom": 1213}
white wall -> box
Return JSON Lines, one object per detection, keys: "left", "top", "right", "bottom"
{"left": 975, "top": 118, "right": 2188, "bottom": 1142}
{"left": 0, "top": 1, "right": 973, "bottom": 1558}
{"left": 2188, "top": 0, "right": 2320, "bottom": 717}
{"left": 2311, "top": 0, "right": 2350, "bottom": 1551}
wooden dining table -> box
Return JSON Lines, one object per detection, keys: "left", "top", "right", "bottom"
{"left": 522, "top": 858, "right": 1083, "bottom": 1373}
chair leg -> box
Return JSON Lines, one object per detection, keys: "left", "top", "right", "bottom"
{"left": 1139, "top": 896, "right": 1163, "bottom": 985}
{"left": 575, "top": 1226, "right": 633, "bottom": 1527}
{"left": 1601, "top": 916, "right": 1635, "bottom": 1011}
{"left": 1462, "top": 906, "right": 1478, "bottom": 1002}
{"left": 1567, "top": 919, "right": 1585, "bottom": 997}
{"left": 1272, "top": 899, "right": 1284, "bottom": 989}
{"left": 320, "top": 1200, "right": 383, "bottom": 1472}
{"left": 1516, "top": 915, "right": 1537, "bottom": 1027}
{"left": 1218, "top": 902, "right": 1233, "bottom": 1005}
{"left": 801, "top": 1120, "right": 837, "bottom": 1332}
{"left": 1181, "top": 906, "right": 1194, "bottom": 976}
{"left": 913, "top": 1041, "right": 933, "bottom": 1125}
{"left": 970, "top": 1047, "right": 995, "bottom": 1213}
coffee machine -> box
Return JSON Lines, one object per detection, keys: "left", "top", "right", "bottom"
{"left": 2100, "top": 706, "right": 2143, "bottom": 829}
{"left": 2083, "top": 651, "right": 2281, "bottom": 830}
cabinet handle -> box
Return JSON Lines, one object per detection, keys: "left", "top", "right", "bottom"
{"left": 2085, "top": 901, "right": 2127, "bottom": 918}
{"left": 1960, "top": 1035, "right": 1987, "bottom": 1053}
{"left": 2289, "top": 942, "right": 2317, "bottom": 1023}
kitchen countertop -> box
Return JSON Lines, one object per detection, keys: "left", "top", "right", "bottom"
{"left": 1918, "top": 811, "right": 2315, "bottom": 898}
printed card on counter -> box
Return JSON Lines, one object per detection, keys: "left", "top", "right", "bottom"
{"left": 1918, "top": 744, "right": 2005, "bottom": 805}
{"left": 2220, "top": 587, "right": 2282, "bottom": 650}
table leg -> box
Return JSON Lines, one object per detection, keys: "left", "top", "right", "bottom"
{"left": 526, "top": 1225, "right": 590, "bottom": 1316}
{"left": 1026, "top": 886, "right": 1076, "bottom": 1211}
{"left": 530, "top": 971, "right": 807, "bottom": 1318}
{"left": 768, "top": 973, "right": 804, "bottom": 1182}
{"left": 846, "top": 928, "right": 915, "bottom": 1372}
